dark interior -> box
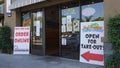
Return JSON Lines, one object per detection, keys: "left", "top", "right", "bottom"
{"left": 45, "top": 5, "right": 59, "bottom": 56}
{"left": 60, "top": 1, "right": 80, "bottom": 60}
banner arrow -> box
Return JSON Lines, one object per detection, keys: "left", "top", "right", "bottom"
{"left": 81, "top": 51, "right": 104, "bottom": 61}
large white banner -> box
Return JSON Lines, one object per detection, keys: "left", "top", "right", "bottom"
{"left": 80, "top": 21, "right": 104, "bottom": 66}
{"left": 14, "top": 27, "right": 30, "bottom": 54}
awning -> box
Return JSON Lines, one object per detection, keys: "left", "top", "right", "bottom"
{"left": 9, "top": 0, "right": 45, "bottom": 10}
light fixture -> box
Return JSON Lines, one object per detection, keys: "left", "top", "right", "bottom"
{"left": 92, "top": 2, "right": 95, "bottom": 4}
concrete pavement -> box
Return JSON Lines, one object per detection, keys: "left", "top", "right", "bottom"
{"left": 0, "top": 54, "right": 104, "bottom": 68}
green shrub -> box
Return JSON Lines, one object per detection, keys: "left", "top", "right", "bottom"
{"left": 106, "top": 14, "right": 120, "bottom": 68}
{"left": 105, "top": 56, "right": 114, "bottom": 68}
{"left": 0, "top": 26, "right": 12, "bottom": 53}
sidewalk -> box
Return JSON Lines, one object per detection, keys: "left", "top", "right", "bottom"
{"left": 0, "top": 54, "right": 104, "bottom": 68}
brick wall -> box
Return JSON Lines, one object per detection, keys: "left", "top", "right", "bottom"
{"left": 4, "top": 0, "right": 21, "bottom": 39}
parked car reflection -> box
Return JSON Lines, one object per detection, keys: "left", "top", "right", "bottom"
{"left": 66, "top": 33, "right": 79, "bottom": 44}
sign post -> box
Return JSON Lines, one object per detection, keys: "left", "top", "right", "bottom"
{"left": 80, "top": 21, "right": 104, "bottom": 66}
{"left": 13, "top": 27, "right": 30, "bottom": 54}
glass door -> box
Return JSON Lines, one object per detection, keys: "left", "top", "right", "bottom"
{"left": 60, "top": 1, "right": 80, "bottom": 59}
{"left": 22, "top": 11, "right": 44, "bottom": 55}
{"left": 32, "top": 11, "right": 43, "bottom": 46}
{"left": 31, "top": 11, "right": 44, "bottom": 55}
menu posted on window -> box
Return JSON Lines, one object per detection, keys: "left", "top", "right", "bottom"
{"left": 13, "top": 27, "right": 30, "bottom": 54}
{"left": 80, "top": 21, "right": 104, "bottom": 66}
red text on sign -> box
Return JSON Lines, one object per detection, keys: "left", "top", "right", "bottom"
{"left": 14, "top": 38, "right": 29, "bottom": 43}
{"left": 16, "top": 32, "right": 28, "bottom": 36}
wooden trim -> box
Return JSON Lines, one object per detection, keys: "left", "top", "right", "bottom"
{"left": 21, "top": 0, "right": 73, "bottom": 12}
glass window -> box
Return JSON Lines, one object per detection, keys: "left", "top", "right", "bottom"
{"left": 82, "top": 2, "right": 104, "bottom": 22}
{"left": 60, "top": 0, "right": 103, "bottom": 60}
{"left": 32, "top": 11, "right": 43, "bottom": 46}
{"left": 61, "top": 6, "right": 80, "bottom": 45}
{"left": 61, "top": 6, "right": 80, "bottom": 59}
{"left": 22, "top": 11, "right": 43, "bottom": 46}
{"left": 22, "top": 12, "right": 31, "bottom": 26}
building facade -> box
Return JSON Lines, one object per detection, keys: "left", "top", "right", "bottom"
{"left": 0, "top": 0, "right": 4, "bottom": 27}
{"left": 3, "top": 0, "right": 120, "bottom": 60}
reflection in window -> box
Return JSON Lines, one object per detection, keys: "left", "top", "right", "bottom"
{"left": 32, "top": 11, "right": 43, "bottom": 45}
{"left": 22, "top": 11, "right": 43, "bottom": 46}
{"left": 61, "top": 6, "right": 80, "bottom": 46}
{"left": 82, "top": 2, "right": 104, "bottom": 22}
{"left": 22, "top": 12, "right": 31, "bottom": 26}
{"left": 61, "top": 7, "right": 80, "bottom": 33}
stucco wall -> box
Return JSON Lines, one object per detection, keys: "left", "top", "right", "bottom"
{"left": 103, "top": 0, "right": 120, "bottom": 58}
{"left": 104, "top": 0, "right": 120, "bottom": 42}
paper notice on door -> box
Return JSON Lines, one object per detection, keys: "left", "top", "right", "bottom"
{"left": 36, "top": 21, "right": 40, "bottom": 27}
{"left": 67, "top": 15, "right": 72, "bottom": 32}
{"left": 36, "top": 27, "right": 40, "bottom": 36}
{"left": 62, "top": 38, "right": 66, "bottom": 45}
{"left": 33, "top": 21, "right": 36, "bottom": 26}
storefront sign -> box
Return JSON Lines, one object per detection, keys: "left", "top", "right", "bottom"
{"left": 13, "top": 27, "right": 30, "bottom": 54}
{"left": 80, "top": 21, "right": 104, "bottom": 66}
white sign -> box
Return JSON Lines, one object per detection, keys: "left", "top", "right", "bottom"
{"left": 62, "top": 17, "right": 67, "bottom": 32}
{"left": 36, "top": 27, "right": 40, "bottom": 36}
{"left": 80, "top": 21, "right": 104, "bottom": 66}
{"left": 73, "top": 19, "right": 79, "bottom": 32}
{"left": 67, "top": 15, "right": 72, "bottom": 32}
{"left": 14, "top": 27, "right": 30, "bottom": 54}
{"left": 62, "top": 24, "right": 66, "bottom": 32}
{"left": 35, "top": 21, "right": 41, "bottom": 36}
{"left": 62, "top": 38, "right": 66, "bottom": 45}
{"left": 36, "top": 21, "right": 40, "bottom": 27}
{"left": 62, "top": 17, "right": 67, "bottom": 25}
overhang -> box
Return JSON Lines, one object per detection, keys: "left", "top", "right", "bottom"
{"left": 9, "top": 0, "right": 46, "bottom": 10}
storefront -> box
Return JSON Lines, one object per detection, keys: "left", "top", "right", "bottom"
{"left": 9, "top": 0, "right": 104, "bottom": 60}
{"left": 60, "top": 0, "right": 104, "bottom": 59}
